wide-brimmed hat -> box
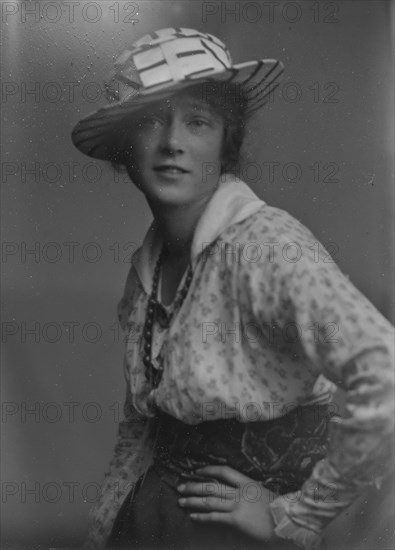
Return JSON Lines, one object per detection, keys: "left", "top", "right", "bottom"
{"left": 71, "top": 27, "right": 284, "bottom": 160}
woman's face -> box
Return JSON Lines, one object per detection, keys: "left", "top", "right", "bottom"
{"left": 124, "top": 88, "right": 224, "bottom": 207}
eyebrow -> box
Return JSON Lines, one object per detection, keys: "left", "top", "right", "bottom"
{"left": 183, "top": 101, "right": 222, "bottom": 121}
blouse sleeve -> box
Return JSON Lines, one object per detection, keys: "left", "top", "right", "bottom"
{"left": 84, "top": 376, "right": 153, "bottom": 549}
{"left": 239, "top": 213, "right": 395, "bottom": 549}
{"left": 84, "top": 264, "right": 154, "bottom": 549}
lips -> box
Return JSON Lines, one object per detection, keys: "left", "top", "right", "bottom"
{"left": 154, "top": 165, "right": 189, "bottom": 174}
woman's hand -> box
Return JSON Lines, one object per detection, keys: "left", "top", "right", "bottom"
{"left": 177, "top": 465, "right": 277, "bottom": 542}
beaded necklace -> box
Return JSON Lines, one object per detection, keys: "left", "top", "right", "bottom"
{"left": 142, "top": 248, "right": 193, "bottom": 388}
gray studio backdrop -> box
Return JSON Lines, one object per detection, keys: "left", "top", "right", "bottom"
{"left": 1, "top": 1, "right": 394, "bottom": 548}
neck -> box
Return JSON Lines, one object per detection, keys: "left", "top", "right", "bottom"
{"left": 148, "top": 195, "right": 214, "bottom": 260}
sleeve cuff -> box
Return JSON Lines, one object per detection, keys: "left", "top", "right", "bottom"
{"left": 270, "top": 495, "right": 323, "bottom": 550}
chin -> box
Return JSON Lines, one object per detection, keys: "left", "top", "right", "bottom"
{"left": 143, "top": 185, "right": 194, "bottom": 206}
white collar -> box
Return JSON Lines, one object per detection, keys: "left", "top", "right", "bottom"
{"left": 134, "top": 173, "right": 265, "bottom": 294}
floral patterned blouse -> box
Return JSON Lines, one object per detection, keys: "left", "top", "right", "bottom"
{"left": 85, "top": 174, "right": 394, "bottom": 549}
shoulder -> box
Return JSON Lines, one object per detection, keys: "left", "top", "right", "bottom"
{"left": 217, "top": 204, "right": 324, "bottom": 273}
{"left": 221, "top": 204, "right": 317, "bottom": 247}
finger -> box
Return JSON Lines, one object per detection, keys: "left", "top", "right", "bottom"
{"left": 178, "top": 495, "right": 235, "bottom": 512}
{"left": 189, "top": 511, "right": 233, "bottom": 525}
{"left": 194, "top": 465, "right": 252, "bottom": 487}
{"left": 177, "top": 481, "right": 236, "bottom": 500}
{"left": 178, "top": 481, "right": 219, "bottom": 495}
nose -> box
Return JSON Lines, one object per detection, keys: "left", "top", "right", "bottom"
{"left": 158, "top": 117, "right": 184, "bottom": 155}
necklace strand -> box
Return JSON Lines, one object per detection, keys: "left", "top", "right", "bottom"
{"left": 142, "top": 249, "right": 193, "bottom": 387}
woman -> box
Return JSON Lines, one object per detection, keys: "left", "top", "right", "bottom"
{"left": 71, "top": 28, "right": 394, "bottom": 550}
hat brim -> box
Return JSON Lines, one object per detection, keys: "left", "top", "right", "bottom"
{"left": 71, "top": 58, "right": 284, "bottom": 161}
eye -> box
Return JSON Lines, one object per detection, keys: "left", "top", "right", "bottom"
{"left": 138, "top": 113, "right": 163, "bottom": 128}
{"left": 187, "top": 117, "right": 210, "bottom": 129}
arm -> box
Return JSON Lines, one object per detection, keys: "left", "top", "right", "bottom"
{"left": 84, "top": 359, "right": 154, "bottom": 549}
{"left": 269, "top": 349, "right": 394, "bottom": 549}
{"left": 241, "top": 218, "right": 394, "bottom": 549}
{"left": 85, "top": 261, "right": 154, "bottom": 549}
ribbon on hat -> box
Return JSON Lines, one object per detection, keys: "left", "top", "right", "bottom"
{"left": 104, "top": 50, "right": 142, "bottom": 103}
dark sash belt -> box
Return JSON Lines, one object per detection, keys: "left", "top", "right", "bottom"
{"left": 152, "top": 404, "right": 331, "bottom": 495}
